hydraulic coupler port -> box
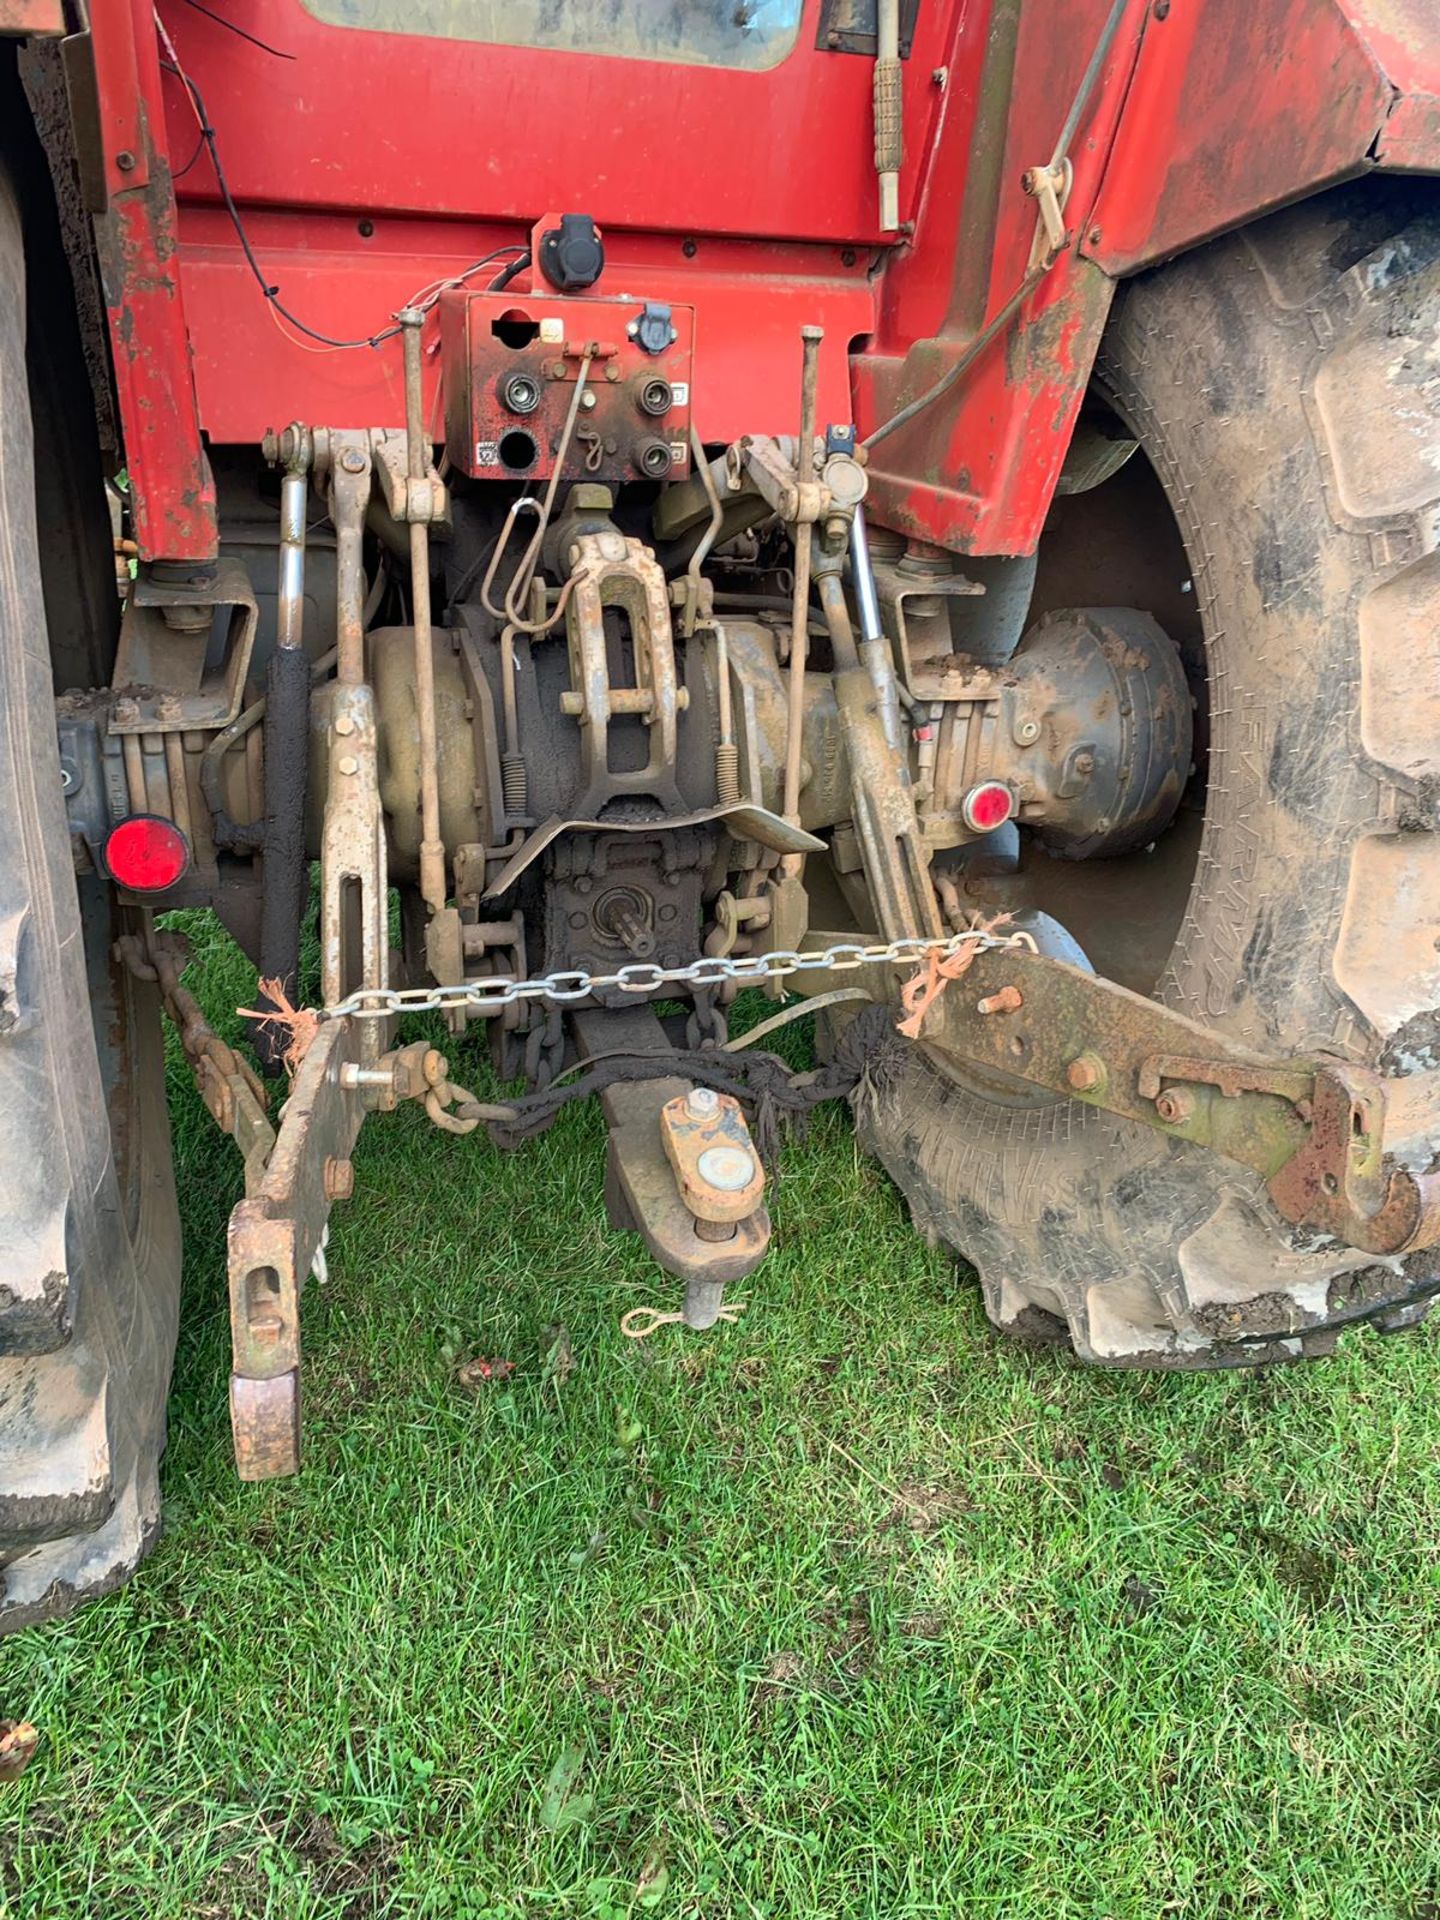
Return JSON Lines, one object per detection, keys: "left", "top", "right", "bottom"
{"left": 635, "top": 376, "right": 674, "bottom": 418}
{"left": 633, "top": 436, "right": 673, "bottom": 479}
{"left": 500, "top": 369, "right": 542, "bottom": 415}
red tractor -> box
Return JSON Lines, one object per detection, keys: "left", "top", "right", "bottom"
{"left": 1, "top": 0, "right": 1437, "bottom": 1629}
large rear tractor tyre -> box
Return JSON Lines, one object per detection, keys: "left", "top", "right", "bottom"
{"left": 864, "top": 181, "right": 1440, "bottom": 1365}
{"left": 0, "top": 165, "right": 182, "bottom": 1629}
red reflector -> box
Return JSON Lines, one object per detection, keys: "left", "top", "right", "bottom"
{"left": 961, "top": 781, "right": 1015, "bottom": 834}
{"left": 103, "top": 815, "right": 190, "bottom": 893}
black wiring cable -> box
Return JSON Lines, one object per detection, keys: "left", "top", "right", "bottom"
{"left": 161, "top": 62, "right": 526, "bottom": 350}
{"left": 180, "top": 0, "right": 296, "bottom": 58}
{"left": 170, "top": 121, "right": 208, "bottom": 182}
{"left": 445, "top": 531, "right": 503, "bottom": 618}
{"left": 488, "top": 252, "right": 531, "bottom": 294}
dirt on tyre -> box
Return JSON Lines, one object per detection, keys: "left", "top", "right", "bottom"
{"left": 0, "top": 162, "right": 182, "bottom": 1630}
{"left": 864, "top": 180, "right": 1440, "bottom": 1366}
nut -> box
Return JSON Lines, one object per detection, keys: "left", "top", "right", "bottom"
{"left": 339, "top": 448, "right": 367, "bottom": 475}
{"left": 1065, "top": 1052, "right": 1106, "bottom": 1094}
{"left": 1154, "top": 1086, "right": 1197, "bottom": 1126}
{"left": 323, "top": 1155, "right": 354, "bottom": 1201}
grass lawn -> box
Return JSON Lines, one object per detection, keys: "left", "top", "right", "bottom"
{"left": 4, "top": 910, "right": 1440, "bottom": 1919}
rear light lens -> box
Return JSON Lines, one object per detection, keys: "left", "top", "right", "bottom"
{"left": 103, "top": 814, "right": 190, "bottom": 893}
{"left": 960, "top": 781, "right": 1016, "bottom": 834}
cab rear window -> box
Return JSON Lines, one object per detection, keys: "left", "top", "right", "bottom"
{"left": 298, "top": 0, "right": 806, "bottom": 70}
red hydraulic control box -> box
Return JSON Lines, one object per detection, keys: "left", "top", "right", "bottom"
{"left": 439, "top": 291, "right": 695, "bottom": 488}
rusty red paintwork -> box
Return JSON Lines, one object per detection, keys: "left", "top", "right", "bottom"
{"left": 85, "top": 0, "right": 1440, "bottom": 566}
{"left": 88, "top": 0, "right": 216, "bottom": 563}
{"left": 439, "top": 288, "right": 697, "bottom": 486}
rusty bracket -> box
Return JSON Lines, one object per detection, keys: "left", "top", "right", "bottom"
{"left": 226, "top": 1016, "right": 366, "bottom": 1479}
{"left": 917, "top": 943, "right": 1439, "bottom": 1259}
{"left": 1022, "top": 157, "right": 1073, "bottom": 268}
{"left": 108, "top": 557, "right": 258, "bottom": 736}
{"left": 659, "top": 1088, "right": 766, "bottom": 1224}
{"left": 560, "top": 531, "right": 686, "bottom": 816}
{"left": 366, "top": 430, "right": 452, "bottom": 531}
{"left": 1269, "top": 1061, "right": 1440, "bottom": 1258}
{"left": 572, "top": 1006, "right": 771, "bottom": 1309}
{"left": 1136, "top": 1051, "right": 1315, "bottom": 1114}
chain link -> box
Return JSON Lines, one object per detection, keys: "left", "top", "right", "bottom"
{"left": 322, "top": 928, "right": 1035, "bottom": 1022}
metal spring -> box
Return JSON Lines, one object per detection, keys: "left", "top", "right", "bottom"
{"left": 502, "top": 751, "right": 528, "bottom": 817}
{"left": 714, "top": 742, "right": 740, "bottom": 807}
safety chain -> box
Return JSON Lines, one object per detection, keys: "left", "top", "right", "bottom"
{"left": 322, "top": 928, "right": 1036, "bottom": 1023}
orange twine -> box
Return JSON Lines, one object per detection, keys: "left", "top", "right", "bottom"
{"left": 238, "top": 977, "right": 322, "bottom": 1075}
{"left": 897, "top": 917, "right": 1014, "bottom": 1040}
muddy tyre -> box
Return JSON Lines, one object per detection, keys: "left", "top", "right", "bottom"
{"left": 0, "top": 165, "right": 181, "bottom": 1628}
{"left": 864, "top": 181, "right": 1440, "bottom": 1365}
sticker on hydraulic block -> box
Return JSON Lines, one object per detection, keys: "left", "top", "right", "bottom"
{"left": 672, "top": 383, "right": 689, "bottom": 407}
{"left": 476, "top": 441, "right": 500, "bottom": 466}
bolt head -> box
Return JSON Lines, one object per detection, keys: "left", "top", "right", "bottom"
{"left": 334, "top": 714, "right": 355, "bottom": 736}
{"left": 323, "top": 1156, "right": 355, "bottom": 1201}
{"left": 1066, "top": 1054, "right": 1105, "bottom": 1094}
{"left": 337, "top": 754, "right": 358, "bottom": 776}
{"left": 977, "top": 985, "right": 1024, "bottom": 1016}
{"left": 686, "top": 1086, "right": 721, "bottom": 1120}
{"left": 339, "top": 448, "right": 367, "bottom": 474}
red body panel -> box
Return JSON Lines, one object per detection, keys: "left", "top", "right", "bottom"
{"left": 175, "top": 209, "right": 872, "bottom": 450}
{"left": 1085, "top": 0, "right": 1406, "bottom": 276}
{"left": 83, "top": 0, "right": 1440, "bottom": 567}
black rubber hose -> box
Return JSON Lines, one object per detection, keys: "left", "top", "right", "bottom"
{"left": 253, "top": 643, "right": 310, "bottom": 1071}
